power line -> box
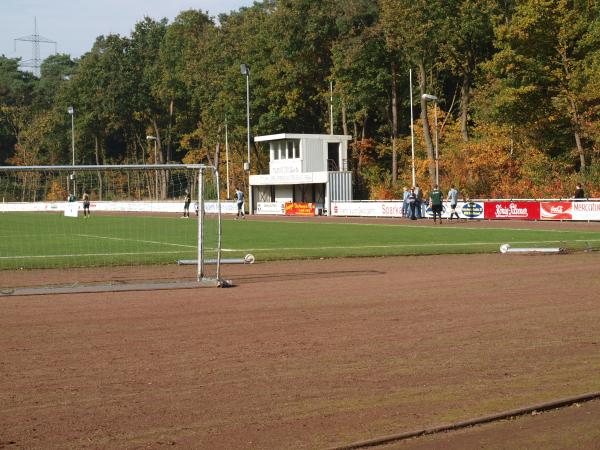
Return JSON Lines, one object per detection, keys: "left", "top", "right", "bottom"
{"left": 14, "top": 17, "right": 57, "bottom": 77}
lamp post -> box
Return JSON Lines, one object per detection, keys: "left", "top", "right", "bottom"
{"left": 67, "top": 106, "right": 75, "bottom": 165}
{"left": 67, "top": 106, "right": 75, "bottom": 196}
{"left": 409, "top": 70, "right": 415, "bottom": 187}
{"left": 422, "top": 94, "right": 439, "bottom": 186}
{"left": 240, "top": 63, "right": 251, "bottom": 172}
{"left": 146, "top": 135, "right": 158, "bottom": 199}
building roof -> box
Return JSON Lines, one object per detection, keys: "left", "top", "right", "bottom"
{"left": 254, "top": 133, "right": 352, "bottom": 142}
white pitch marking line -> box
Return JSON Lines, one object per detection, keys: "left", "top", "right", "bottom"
{"left": 224, "top": 238, "right": 600, "bottom": 252}
{"left": 0, "top": 250, "right": 193, "bottom": 260}
{"left": 75, "top": 234, "right": 196, "bottom": 249}
{"left": 253, "top": 219, "right": 600, "bottom": 235}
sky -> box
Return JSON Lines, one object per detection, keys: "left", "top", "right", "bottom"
{"left": 1, "top": 0, "right": 255, "bottom": 66}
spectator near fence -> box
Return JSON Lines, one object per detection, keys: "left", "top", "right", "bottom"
{"left": 407, "top": 188, "right": 417, "bottom": 220}
{"left": 414, "top": 185, "right": 423, "bottom": 218}
{"left": 402, "top": 186, "right": 410, "bottom": 218}
{"left": 574, "top": 184, "right": 585, "bottom": 200}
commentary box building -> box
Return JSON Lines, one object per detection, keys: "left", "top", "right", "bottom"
{"left": 249, "top": 133, "right": 353, "bottom": 215}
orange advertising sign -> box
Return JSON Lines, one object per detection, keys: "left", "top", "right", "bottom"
{"left": 284, "top": 202, "right": 316, "bottom": 216}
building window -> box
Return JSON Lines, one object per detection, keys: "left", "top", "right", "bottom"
{"left": 271, "top": 139, "right": 300, "bottom": 160}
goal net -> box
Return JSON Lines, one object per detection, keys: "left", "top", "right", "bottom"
{"left": 0, "top": 164, "right": 223, "bottom": 294}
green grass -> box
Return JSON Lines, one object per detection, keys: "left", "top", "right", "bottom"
{"left": 1, "top": 213, "right": 600, "bottom": 270}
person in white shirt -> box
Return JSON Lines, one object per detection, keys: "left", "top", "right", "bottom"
{"left": 447, "top": 186, "right": 460, "bottom": 221}
{"left": 235, "top": 187, "right": 245, "bottom": 220}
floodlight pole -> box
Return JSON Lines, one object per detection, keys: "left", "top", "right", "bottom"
{"left": 225, "top": 119, "right": 230, "bottom": 199}
{"left": 241, "top": 63, "right": 252, "bottom": 214}
{"left": 422, "top": 94, "right": 439, "bottom": 186}
{"left": 409, "top": 70, "right": 415, "bottom": 187}
{"left": 67, "top": 106, "right": 76, "bottom": 195}
{"left": 241, "top": 64, "right": 251, "bottom": 171}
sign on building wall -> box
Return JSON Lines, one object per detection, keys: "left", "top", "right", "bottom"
{"left": 284, "top": 202, "right": 316, "bottom": 216}
{"left": 256, "top": 202, "right": 286, "bottom": 215}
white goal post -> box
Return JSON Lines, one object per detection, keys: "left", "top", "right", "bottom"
{"left": 0, "top": 164, "right": 225, "bottom": 294}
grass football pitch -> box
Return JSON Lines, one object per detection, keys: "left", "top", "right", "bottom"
{"left": 1, "top": 213, "right": 600, "bottom": 270}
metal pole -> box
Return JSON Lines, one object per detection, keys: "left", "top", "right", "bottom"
{"left": 70, "top": 109, "right": 76, "bottom": 196}
{"left": 71, "top": 112, "right": 75, "bottom": 166}
{"left": 409, "top": 69, "right": 416, "bottom": 187}
{"left": 225, "top": 120, "right": 230, "bottom": 199}
{"left": 330, "top": 80, "right": 334, "bottom": 135}
{"left": 246, "top": 73, "right": 251, "bottom": 170}
{"left": 435, "top": 102, "right": 439, "bottom": 186}
{"left": 197, "top": 168, "right": 204, "bottom": 282}
{"left": 215, "top": 168, "right": 222, "bottom": 281}
{"left": 154, "top": 139, "right": 158, "bottom": 200}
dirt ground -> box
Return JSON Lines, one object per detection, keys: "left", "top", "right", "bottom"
{"left": 2, "top": 219, "right": 600, "bottom": 449}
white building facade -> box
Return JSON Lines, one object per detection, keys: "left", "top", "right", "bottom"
{"left": 249, "top": 133, "right": 353, "bottom": 215}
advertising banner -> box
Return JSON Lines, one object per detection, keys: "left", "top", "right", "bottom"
{"left": 64, "top": 202, "right": 79, "bottom": 217}
{"left": 331, "top": 201, "right": 405, "bottom": 217}
{"left": 284, "top": 202, "right": 316, "bottom": 216}
{"left": 484, "top": 201, "right": 540, "bottom": 220}
{"left": 540, "top": 202, "right": 572, "bottom": 220}
{"left": 0, "top": 201, "right": 238, "bottom": 214}
{"left": 424, "top": 201, "right": 484, "bottom": 220}
{"left": 571, "top": 201, "right": 600, "bottom": 221}
{"left": 256, "top": 202, "right": 286, "bottom": 215}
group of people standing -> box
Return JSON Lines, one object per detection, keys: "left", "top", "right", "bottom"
{"left": 402, "top": 185, "right": 460, "bottom": 223}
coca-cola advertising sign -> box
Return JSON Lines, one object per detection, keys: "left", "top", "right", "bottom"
{"left": 484, "top": 201, "right": 540, "bottom": 220}
{"left": 540, "top": 202, "right": 572, "bottom": 220}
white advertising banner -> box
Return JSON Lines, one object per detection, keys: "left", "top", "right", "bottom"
{"left": 425, "top": 201, "right": 485, "bottom": 220}
{"left": 0, "top": 201, "right": 239, "bottom": 214}
{"left": 64, "top": 202, "right": 79, "bottom": 217}
{"left": 570, "top": 201, "right": 600, "bottom": 221}
{"left": 256, "top": 202, "right": 286, "bottom": 215}
{"left": 331, "top": 201, "right": 405, "bottom": 217}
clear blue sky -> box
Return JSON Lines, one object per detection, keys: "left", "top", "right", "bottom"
{"left": 1, "top": 0, "right": 255, "bottom": 64}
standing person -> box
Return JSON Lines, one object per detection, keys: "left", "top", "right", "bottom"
{"left": 430, "top": 185, "right": 443, "bottom": 224}
{"left": 574, "top": 183, "right": 585, "bottom": 200}
{"left": 447, "top": 185, "right": 460, "bottom": 221}
{"left": 414, "top": 185, "right": 423, "bottom": 219}
{"left": 182, "top": 190, "right": 191, "bottom": 218}
{"left": 82, "top": 191, "right": 90, "bottom": 218}
{"left": 402, "top": 186, "right": 410, "bottom": 218}
{"left": 235, "top": 187, "right": 245, "bottom": 220}
{"left": 407, "top": 188, "right": 417, "bottom": 220}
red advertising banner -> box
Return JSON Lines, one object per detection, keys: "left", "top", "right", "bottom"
{"left": 284, "top": 202, "right": 316, "bottom": 216}
{"left": 484, "top": 201, "right": 540, "bottom": 220}
{"left": 540, "top": 202, "right": 572, "bottom": 220}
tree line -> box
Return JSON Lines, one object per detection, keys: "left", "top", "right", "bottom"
{"left": 1, "top": 0, "right": 599, "bottom": 199}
